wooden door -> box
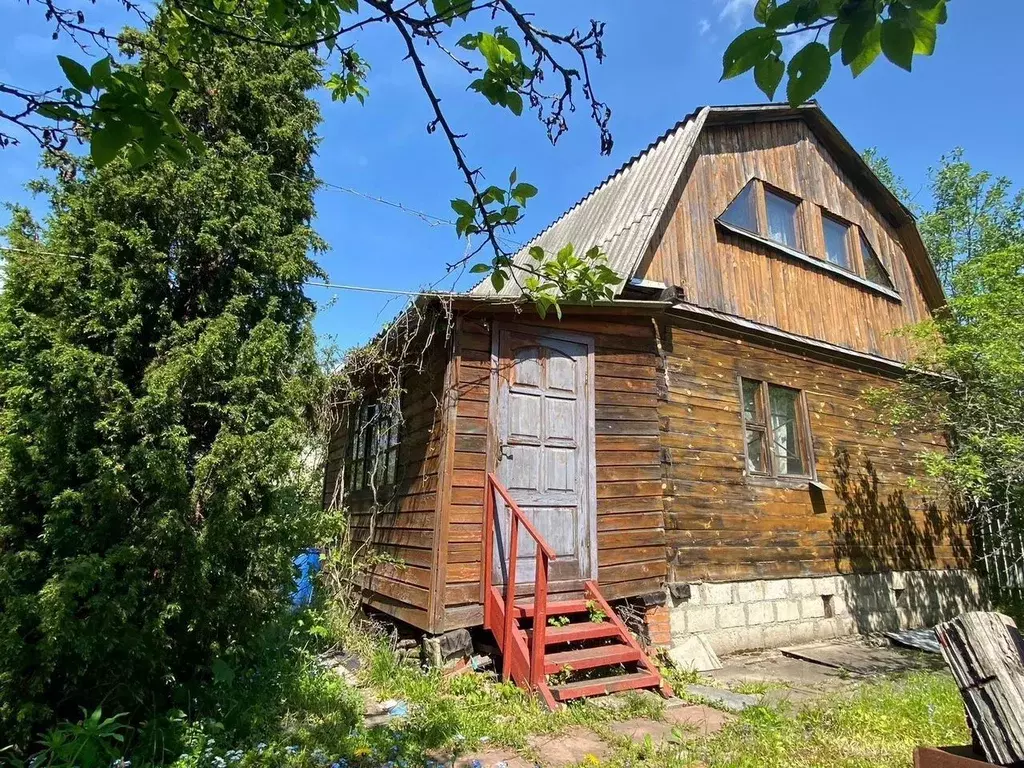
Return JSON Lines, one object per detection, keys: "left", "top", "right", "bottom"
{"left": 492, "top": 326, "right": 596, "bottom": 590}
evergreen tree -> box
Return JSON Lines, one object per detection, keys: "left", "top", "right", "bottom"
{"left": 0, "top": 20, "right": 325, "bottom": 739}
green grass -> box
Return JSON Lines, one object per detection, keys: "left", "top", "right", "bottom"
{"left": 602, "top": 671, "right": 969, "bottom": 768}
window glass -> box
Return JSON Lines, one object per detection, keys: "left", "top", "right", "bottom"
{"left": 742, "top": 378, "right": 763, "bottom": 423}
{"left": 345, "top": 401, "right": 402, "bottom": 492}
{"left": 745, "top": 428, "right": 767, "bottom": 473}
{"left": 822, "top": 215, "right": 851, "bottom": 270}
{"left": 768, "top": 386, "right": 806, "bottom": 476}
{"left": 861, "top": 234, "right": 894, "bottom": 289}
{"left": 765, "top": 190, "right": 798, "bottom": 248}
{"left": 720, "top": 182, "right": 758, "bottom": 233}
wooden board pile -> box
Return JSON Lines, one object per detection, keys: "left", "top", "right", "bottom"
{"left": 935, "top": 612, "right": 1024, "bottom": 767}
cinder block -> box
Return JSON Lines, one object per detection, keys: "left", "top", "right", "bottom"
{"left": 745, "top": 601, "right": 774, "bottom": 626}
{"left": 789, "top": 621, "right": 819, "bottom": 645}
{"left": 814, "top": 618, "right": 844, "bottom": 640}
{"left": 800, "top": 597, "right": 826, "bottom": 619}
{"left": 718, "top": 604, "right": 746, "bottom": 629}
{"left": 890, "top": 571, "right": 907, "bottom": 591}
{"left": 670, "top": 608, "right": 689, "bottom": 637}
{"left": 702, "top": 582, "right": 734, "bottom": 605}
{"left": 681, "top": 605, "right": 718, "bottom": 634}
{"left": 831, "top": 594, "right": 850, "bottom": 617}
{"left": 735, "top": 580, "right": 764, "bottom": 603}
{"left": 775, "top": 600, "right": 801, "bottom": 623}
{"left": 814, "top": 576, "right": 839, "bottom": 596}
{"left": 763, "top": 579, "right": 790, "bottom": 600}
{"left": 762, "top": 622, "right": 794, "bottom": 649}
{"left": 705, "top": 626, "right": 764, "bottom": 656}
{"left": 789, "top": 578, "right": 816, "bottom": 597}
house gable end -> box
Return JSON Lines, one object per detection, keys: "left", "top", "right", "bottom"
{"left": 636, "top": 110, "right": 940, "bottom": 363}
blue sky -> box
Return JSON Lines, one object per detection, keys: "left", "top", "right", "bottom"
{"left": 2, "top": 0, "right": 1022, "bottom": 352}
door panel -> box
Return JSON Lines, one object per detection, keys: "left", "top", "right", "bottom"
{"left": 492, "top": 328, "right": 595, "bottom": 588}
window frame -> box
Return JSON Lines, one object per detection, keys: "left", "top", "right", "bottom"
{"left": 344, "top": 398, "right": 401, "bottom": 495}
{"left": 715, "top": 178, "right": 903, "bottom": 303}
{"left": 737, "top": 376, "right": 816, "bottom": 482}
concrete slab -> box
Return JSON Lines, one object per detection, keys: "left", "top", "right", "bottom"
{"left": 526, "top": 728, "right": 610, "bottom": 768}
{"left": 668, "top": 635, "right": 723, "bottom": 672}
{"left": 663, "top": 704, "right": 737, "bottom": 736}
{"left": 781, "top": 639, "right": 932, "bottom": 676}
{"left": 709, "top": 649, "right": 851, "bottom": 693}
{"left": 684, "top": 685, "right": 759, "bottom": 712}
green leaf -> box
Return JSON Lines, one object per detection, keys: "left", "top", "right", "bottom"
{"left": 753, "top": 0, "right": 775, "bottom": 24}
{"left": 58, "top": 55, "right": 93, "bottom": 94}
{"left": 786, "top": 42, "right": 831, "bottom": 106}
{"left": 721, "top": 28, "right": 775, "bottom": 80}
{"left": 529, "top": 246, "right": 545, "bottom": 262}
{"left": 754, "top": 55, "right": 784, "bottom": 100}
{"left": 828, "top": 21, "right": 848, "bottom": 55}
{"left": 490, "top": 270, "right": 506, "bottom": 292}
{"left": 881, "top": 19, "right": 915, "bottom": 71}
{"left": 451, "top": 198, "right": 475, "bottom": 217}
{"left": 843, "top": 19, "right": 882, "bottom": 77}
{"left": 511, "top": 182, "right": 538, "bottom": 205}
{"left": 90, "top": 121, "right": 132, "bottom": 166}
{"left": 90, "top": 56, "right": 113, "bottom": 87}
{"left": 506, "top": 91, "right": 523, "bottom": 116}
{"left": 470, "top": 263, "right": 491, "bottom": 274}
{"left": 164, "top": 67, "right": 190, "bottom": 91}
{"left": 908, "top": 11, "right": 938, "bottom": 55}
{"left": 509, "top": 168, "right": 518, "bottom": 186}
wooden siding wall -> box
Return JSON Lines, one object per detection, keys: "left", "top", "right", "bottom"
{"left": 641, "top": 120, "right": 934, "bottom": 363}
{"left": 442, "top": 313, "right": 668, "bottom": 630}
{"left": 323, "top": 339, "right": 451, "bottom": 630}
{"left": 662, "top": 319, "right": 972, "bottom": 583}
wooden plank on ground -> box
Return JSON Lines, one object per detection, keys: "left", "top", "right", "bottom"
{"left": 935, "top": 611, "right": 1024, "bottom": 767}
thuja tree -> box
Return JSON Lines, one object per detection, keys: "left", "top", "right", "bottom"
{"left": 0, "top": 20, "right": 326, "bottom": 739}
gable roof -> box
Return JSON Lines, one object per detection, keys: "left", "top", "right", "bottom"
{"left": 473, "top": 103, "right": 945, "bottom": 311}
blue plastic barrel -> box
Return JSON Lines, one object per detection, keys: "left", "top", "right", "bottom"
{"left": 292, "top": 548, "right": 322, "bottom": 607}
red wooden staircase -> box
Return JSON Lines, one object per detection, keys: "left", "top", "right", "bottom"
{"left": 482, "top": 473, "right": 672, "bottom": 710}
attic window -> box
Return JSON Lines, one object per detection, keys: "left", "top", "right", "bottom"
{"left": 715, "top": 179, "right": 901, "bottom": 301}
{"left": 860, "top": 234, "right": 895, "bottom": 290}
{"left": 822, "top": 214, "right": 852, "bottom": 270}
{"left": 720, "top": 181, "right": 758, "bottom": 233}
{"left": 764, "top": 189, "right": 799, "bottom": 249}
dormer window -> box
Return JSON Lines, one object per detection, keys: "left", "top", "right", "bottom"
{"left": 716, "top": 179, "right": 900, "bottom": 300}
{"left": 764, "top": 189, "right": 799, "bottom": 249}
{"left": 822, "top": 214, "right": 852, "bottom": 270}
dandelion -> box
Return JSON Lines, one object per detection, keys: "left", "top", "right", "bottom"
{"left": 352, "top": 747, "right": 371, "bottom": 759}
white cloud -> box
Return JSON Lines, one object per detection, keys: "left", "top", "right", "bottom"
{"left": 698, "top": 18, "right": 712, "bottom": 36}
{"left": 716, "top": 0, "right": 757, "bottom": 29}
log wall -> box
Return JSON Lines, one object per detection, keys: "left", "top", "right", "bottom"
{"left": 662, "top": 317, "right": 972, "bottom": 584}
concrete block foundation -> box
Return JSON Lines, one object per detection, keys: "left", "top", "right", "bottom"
{"left": 664, "top": 569, "right": 982, "bottom": 656}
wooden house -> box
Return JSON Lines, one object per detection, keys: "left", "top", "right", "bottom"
{"left": 323, "top": 103, "right": 980, "bottom": 705}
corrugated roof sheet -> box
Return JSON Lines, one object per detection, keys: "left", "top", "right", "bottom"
{"left": 473, "top": 107, "right": 710, "bottom": 297}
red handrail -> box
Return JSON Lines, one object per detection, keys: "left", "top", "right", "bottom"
{"left": 482, "top": 472, "right": 557, "bottom": 689}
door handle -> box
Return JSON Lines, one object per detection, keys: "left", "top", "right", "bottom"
{"left": 499, "top": 445, "right": 514, "bottom": 462}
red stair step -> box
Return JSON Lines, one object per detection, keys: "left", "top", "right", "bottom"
{"left": 544, "top": 643, "right": 641, "bottom": 674}
{"left": 551, "top": 671, "right": 663, "bottom": 702}
{"left": 528, "top": 621, "right": 620, "bottom": 645}
{"left": 514, "top": 599, "right": 589, "bottom": 619}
